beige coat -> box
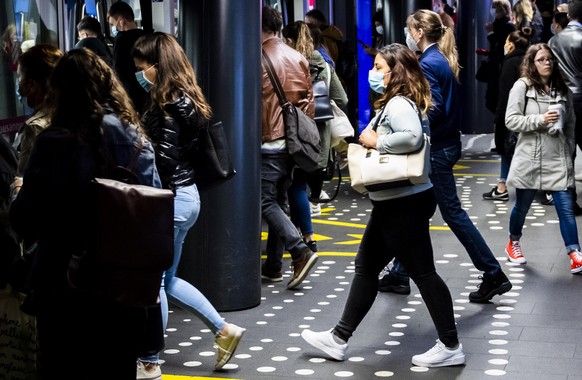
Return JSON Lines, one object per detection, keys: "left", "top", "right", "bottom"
{"left": 505, "top": 78, "right": 576, "bottom": 190}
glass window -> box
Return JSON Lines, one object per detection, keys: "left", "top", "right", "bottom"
{"left": 1, "top": 0, "right": 58, "bottom": 139}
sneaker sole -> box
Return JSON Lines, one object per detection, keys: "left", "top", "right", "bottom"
{"left": 571, "top": 266, "right": 582, "bottom": 274}
{"left": 287, "top": 253, "right": 319, "bottom": 290}
{"left": 483, "top": 196, "right": 509, "bottom": 201}
{"left": 469, "top": 281, "right": 513, "bottom": 303}
{"left": 301, "top": 330, "right": 345, "bottom": 361}
{"left": 215, "top": 328, "right": 245, "bottom": 370}
{"left": 505, "top": 248, "right": 527, "bottom": 264}
{"left": 412, "top": 352, "right": 465, "bottom": 367}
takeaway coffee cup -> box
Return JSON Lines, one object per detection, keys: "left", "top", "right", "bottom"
{"left": 548, "top": 104, "right": 563, "bottom": 130}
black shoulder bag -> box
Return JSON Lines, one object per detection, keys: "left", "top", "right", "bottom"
{"left": 261, "top": 50, "right": 322, "bottom": 173}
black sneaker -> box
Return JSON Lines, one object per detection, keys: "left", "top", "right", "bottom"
{"left": 482, "top": 187, "right": 509, "bottom": 201}
{"left": 378, "top": 271, "right": 411, "bottom": 295}
{"left": 542, "top": 192, "right": 554, "bottom": 205}
{"left": 305, "top": 240, "right": 318, "bottom": 252}
{"left": 469, "top": 270, "right": 512, "bottom": 303}
{"left": 261, "top": 264, "right": 283, "bottom": 282}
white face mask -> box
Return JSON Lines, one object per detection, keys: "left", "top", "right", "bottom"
{"left": 490, "top": 8, "right": 497, "bottom": 19}
{"left": 375, "top": 25, "right": 384, "bottom": 35}
{"left": 406, "top": 31, "right": 420, "bottom": 52}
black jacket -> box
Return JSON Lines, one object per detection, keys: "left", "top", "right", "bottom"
{"left": 485, "top": 17, "right": 516, "bottom": 113}
{"left": 141, "top": 95, "right": 203, "bottom": 190}
{"left": 494, "top": 47, "right": 526, "bottom": 155}
{"left": 549, "top": 23, "right": 582, "bottom": 99}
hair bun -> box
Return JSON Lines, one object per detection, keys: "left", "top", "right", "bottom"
{"left": 520, "top": 26, "right": 533, "bottom": 38}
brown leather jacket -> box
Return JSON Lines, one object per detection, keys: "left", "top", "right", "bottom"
{"left": 262, "top": 36, "right": 314, "bottom": 143}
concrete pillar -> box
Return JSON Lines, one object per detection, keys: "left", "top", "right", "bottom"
{"left": 178, "top": 0, "right": 262, "bottom": 311}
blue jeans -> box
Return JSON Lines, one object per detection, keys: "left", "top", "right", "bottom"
{"left": 499, "top": 154, "right": 510, "bottom": 183}
{"left": 262, "top": 154, "right": 308, "bottom": 272}
{"left": 510, "top": 188, "right": 580, "bottom": 253}
{"left": 288, "top": 168, "right": 313, "bottom": 236}
{"left": 141, "top": 184, "right": 225, "bottom": 363}
{"left": 392, "top": 143, "right": 502, "bottom": 281}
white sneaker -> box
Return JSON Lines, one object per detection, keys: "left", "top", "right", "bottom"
{"left": 301, "top": 329, "right": 347, "bottom": 361}
{"left": 310, "top": 202, "right": 321, "bottom": 217}
{"left": 412, "top": 340, "right": 465, "bottom": 367}
{"left": 136, "top": 361, "right": 162, "bottom": 380}
{"left": 319, "top": 190, "right": 331, "bottom": 201}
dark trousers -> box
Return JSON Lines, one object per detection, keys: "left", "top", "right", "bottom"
{"left": 334, "top": 189, "right": 459, "bottom": 347}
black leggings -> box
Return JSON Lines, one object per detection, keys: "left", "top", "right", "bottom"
{"left": 334, "top": 189, "right": 459, "bottom": 348}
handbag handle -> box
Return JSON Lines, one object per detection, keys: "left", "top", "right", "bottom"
{"left": 261, "top": 50, "right": 289, "bottom": 107}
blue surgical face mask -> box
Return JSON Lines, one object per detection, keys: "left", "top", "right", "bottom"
{"left": 111, "top": 26, "right": 118, "bottom": 38}
{"left": 368, "top": 70, "right": 386, "bottom": 94}
{"left": 375, "top": 25, "right": 384, "bottom": 35}
{"left": 135, "top": 65, "right": 156, "bottom": 92}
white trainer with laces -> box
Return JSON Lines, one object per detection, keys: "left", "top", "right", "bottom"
{"left": 412, "top": 339, "right": 465, "bottom": 367}
{"left": 301, "top": 329, "right": 347, "bottom": 361}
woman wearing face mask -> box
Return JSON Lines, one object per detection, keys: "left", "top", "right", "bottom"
{"left": 483, "top": 28, "right": 531, "bottom": 201}
{"left": 301, "top": 43, "right": 465, "bottom": 368}
{"left": 132, "top": 32, "right": 244, "bottom": 378}
{"left": 382, "top": 10, "right": 512, "bottom": 305}
{"left": 362, "top": 10, "right": 386, "bottom": 58}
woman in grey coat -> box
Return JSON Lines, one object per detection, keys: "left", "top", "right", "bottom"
{"left": 504, "top": 43, "right": 581, "bottom": 273}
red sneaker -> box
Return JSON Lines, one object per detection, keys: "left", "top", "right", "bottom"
{"left": 569, "top": 250, "right": 582, "bottom": 274}
{"left": 505, "top": 240, "right": 526, "bottom": 264}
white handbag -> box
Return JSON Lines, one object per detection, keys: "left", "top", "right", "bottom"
{"left": 329, "top": 100, "right": 354, "bottom": 147}
{"left": 347, "top": 98, "right": 430, "bottom": 194}
{"left": 347, "top": 134, "right": 430, "bottom": 193}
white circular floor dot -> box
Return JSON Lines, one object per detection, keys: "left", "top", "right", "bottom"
{"left": 410, "top": 366, "right": 429, "bottom": 372}
{"left": 484, "top": 369, "right": 507, "bottom": 376}
{"left": 374, "top": 371, "right": 395, "bottom": 377}
{"left": 183, "top": 361, "right": 202, "bottom": 367}
{"left": 257, "top": 366, "right": 277, "bottom": 373}
{"left": 295, "top": 369, "right": 315, "bottom": 375}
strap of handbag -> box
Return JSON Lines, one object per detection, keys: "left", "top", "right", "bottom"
{"left": 261, "top": 50, "right": 289, "bottom": 107}
{"left": 372, "top": 97, "right": 423, "bottom": 132}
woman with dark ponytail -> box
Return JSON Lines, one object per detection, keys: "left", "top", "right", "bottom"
{"left": 483, "top": 27, "right": 532, "bottom": 201}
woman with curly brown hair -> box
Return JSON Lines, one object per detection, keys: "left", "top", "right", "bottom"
{"left": 301, "top": 43, "right": 464, "bottom": 368}
{"left": 10, "top": 48, "right": 161, "bottom": 379}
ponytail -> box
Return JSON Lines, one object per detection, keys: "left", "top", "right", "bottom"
{"left": 437, "top": 26, "right": 460, "bottom": 81}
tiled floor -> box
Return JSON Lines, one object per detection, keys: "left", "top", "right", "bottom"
{"left": 159, "top": 134, "right": 582, "bottom": 380}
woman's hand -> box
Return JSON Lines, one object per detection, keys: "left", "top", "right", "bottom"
{"left": 542, "top": 110, "right": 560, "bottom": 125}
{"left": 359, "top": 129, "right": 378, "bottom": 149}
